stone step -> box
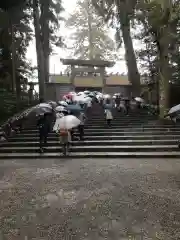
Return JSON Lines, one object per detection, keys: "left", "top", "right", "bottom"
{"left": 21, "top": 127, "right": 180, "bottom": 134}
{"left": 25, "top": 124, "right": 167, "bottom": 129}
{"left": 24, "top": 127, "right": 180, "bottom": 132}
{"left": 79, "top": 124, "right": 178, "bottom": 127}
{"left": 9, "top": 135, "right": 180, "bottom": 141}
{"left": 0, "top": 145, "right": 179, "bottom": 153}
{"left": 16, "top": 131, "right": 180, "bottom": 137}
{"left": 86, "top": 120, "right": 156, "bottom": 125}
{"left": 0, "top": 151, "right": 180, "bottom": 159}
{"left": 1, "top": 139, "right": 179, "bottom": 147}
{"left": 86, "top": 116, "right": 157, "bottom": 120}
{"left": 86, "top": 117, "right": 156, "bottom": 120}
{"left": 86, "top": 118, "right": 157, "bottom": 121}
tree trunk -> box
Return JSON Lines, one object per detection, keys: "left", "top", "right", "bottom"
{"left": 120, "top": 14, "right": 141, "bottom": 96}
{"left": 157, "top": 31, "right": 170, "bottom": 118}
{"left": 40, "top": 0, "right": 50, "bottom": 83}
{"left": 32, "top": 0, "right": 46, "bottom": 101}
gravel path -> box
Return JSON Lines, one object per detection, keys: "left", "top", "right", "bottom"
{"left": 0, "top": 158, "right": 180, "bottom": 240}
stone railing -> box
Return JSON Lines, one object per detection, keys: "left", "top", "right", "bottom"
{"left": 0, "top": 100, "right": 39, "bottom": 142}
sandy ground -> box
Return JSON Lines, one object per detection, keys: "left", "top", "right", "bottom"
{"left": 0, "top": 158, "right": 180, "bottom": 240}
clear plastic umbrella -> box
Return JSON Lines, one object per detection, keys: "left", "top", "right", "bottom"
{"left": 56, "top": 115, "right": 81, "bottom": 130}
{"left": 168, "top": 104, "right": 180, "bottom": 116}
{"left": 27, "top": 103, "right": 53, "bottom": 117}
{"left": 58, "top": 101, "right": 68, "bottom": 106}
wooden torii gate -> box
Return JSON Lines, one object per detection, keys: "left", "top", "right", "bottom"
{"left": 61, "top": 59, "right": 115, "bottom": 91}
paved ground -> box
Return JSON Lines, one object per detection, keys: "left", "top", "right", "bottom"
{"left": 0, "top": 158, "right": 180, "bottom": 240}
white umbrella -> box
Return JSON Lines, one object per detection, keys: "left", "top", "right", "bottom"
{"left": 77, "top": 92, "right": 84, "bottom": 96}
{"left": 55, "top": 106, "right": 66, "bottom": 112}
{"left": 74, "top": 95, "right": 82, "bottom": 102}
{"left": 56, "top": 115, "right": 81, "bottom": 130}
{"left": 38, "top": 103, "right": 52, "bottom": 110}
{"left": 104, "top": 94, "right": 111, "bottom": 99}
{"left": 168, "top": 104, "right": 180, "bottom": 116}
{"left": 135, "top": 97, "right": 144, "bottom": 103}
{"left": 96, "top": 93, "right": 103, "bottom": 99}
{"left": 27, "top": 103, "right": 53, "bottom": 117}
{"left": 47, "top": 101, "right": 57, "bottom": 108}
{"left": 69, "top": 91, "right": 76, "bottom": 95}
{"left": 84, "top": 96, "right": 92, "bottom": 103}
{"left": 58, "top": 101, "right": 68, "bottom": 106}
{"left": 79, "top": 96, "right": 91, "bottom": 104}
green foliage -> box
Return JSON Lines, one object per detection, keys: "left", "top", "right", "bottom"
{"left": 93, "top": 0, "right": 141, "bottom": 94}
{"left": 66, "top": 0, "right": 117, "bottom": 60}
{"left": 39, "top": 0, "right": 64, "bottom": 53}
{"left": 135, "top": 0, "right": 180, "bottom": 84}
{"left": 0, "top": 9, "right": 33, "bottom": 82}
{"left": 0, "top": 89, "right": 31, "bottom": 123}
{"left": 0, "top": 2, "right": 33, "bottom": 118}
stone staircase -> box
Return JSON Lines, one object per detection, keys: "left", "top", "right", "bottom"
{"left": 0, "top": 102, "right": 180, "bottom": 158}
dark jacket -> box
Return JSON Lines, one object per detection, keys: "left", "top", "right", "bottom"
{"left": 37, "top": 115, "right": 50, "bottom": 134}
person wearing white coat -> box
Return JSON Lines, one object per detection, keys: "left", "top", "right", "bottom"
{"left": 53, "top": 112, "right": 64, "bottom": 132}
{"left": 105, "top": 109, "right": 113, "bottom": 127}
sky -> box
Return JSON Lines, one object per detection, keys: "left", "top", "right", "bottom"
{"left": 26, "top": 0, "right": 142, "bottom": 78}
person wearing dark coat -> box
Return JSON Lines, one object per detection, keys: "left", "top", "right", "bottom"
{"left": 37, "top": 112, "right": 51, "bottom": 153}
{"left": 115, "top": 96, "right": 120, "bottom": 110}
{"left": 125, "top": 99, "right": 130, "bottom": 115}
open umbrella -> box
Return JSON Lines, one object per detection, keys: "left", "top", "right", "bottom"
{"left": 168, "top": 104, "right": 180, "bottom": 117}
{"left": 58, "top": 101, "right": 68, "bottom": 107}
{"left": 135, "top": 97, "right": 144, "bottom": 103}
{"left": 55, "top": 106, "right": 66, "bottom": 112}
{"left": 88, "top": 92, "right": 96, "bottom": 98}
{"left": 55, "top": 115, "right": 81, "bottom": 130}
{"left": 84, "top": 90, "right": 90, "bottom": 94}
{"left": 47, "top": 101, "right": 57, "bottom": 108}
{"left": 25, "top": 103, "right": 53, "bottom": 117}
{"left": 69, "top": 91, "right": 76, "bottom": 95}
{"left": 74, "top": 95, "right": 83, "bottom": 102}
{"left": 77, "top": 92, "right": 84, "bottom": 96}
{"left": 83, "top": 96, "right": 92, "bottom": 103}
{"left": 104, "top": 94, "right": 111, "bottom": 99}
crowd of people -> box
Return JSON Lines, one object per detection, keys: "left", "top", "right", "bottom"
{"left": 0, "top": 90, "right": 154, "bottom": 155}
{"left": 1, "top": 91, "right": 179, "bottom": 154}
{"left": 36, "top": 92, "right": 145, "bottom": 154}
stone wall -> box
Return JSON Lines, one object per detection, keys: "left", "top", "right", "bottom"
{"left": 74, "top": 76, "right": 103, "bottom": 87}
{"left": 45, "top": 83, "right": 57, "bottom": 101}
{"left": 104, "top": 85, "right": 132, "bottom": 97}
{"left": 46, "top": 83, "right": 73, "bottom": 101}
